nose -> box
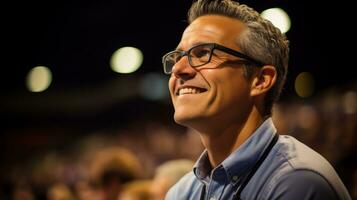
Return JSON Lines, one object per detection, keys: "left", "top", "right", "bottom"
{"left": 171, "top": 56, "right": 197, "bottom": 80}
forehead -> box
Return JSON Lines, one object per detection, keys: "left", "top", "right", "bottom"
{"left": 178, "top": 15, "right": 246, "bottom": 50}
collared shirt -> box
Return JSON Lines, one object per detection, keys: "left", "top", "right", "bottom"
{"left": 165, "top": 118, "right": 351, "bottom": 200}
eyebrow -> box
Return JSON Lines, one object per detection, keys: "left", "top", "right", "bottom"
{"left": 175, "top": 41, "right": 212, "bottom": 51}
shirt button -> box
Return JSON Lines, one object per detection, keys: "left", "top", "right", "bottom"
{"left": 232, "top": 175, "right": 239, "bottom": 182}
{"left": 209, "top": 197, "right": 216, "bottom": 200}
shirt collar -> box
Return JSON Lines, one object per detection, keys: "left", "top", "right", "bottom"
{"left": 193, "top": 118, "right": 277, "bottom": 183}
{"left": 193, "top": 149, "right": 211, "bottom": 183}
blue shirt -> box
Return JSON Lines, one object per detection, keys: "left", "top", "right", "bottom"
{"left": 165, "top": 118, "right": 351, "bottom": 200}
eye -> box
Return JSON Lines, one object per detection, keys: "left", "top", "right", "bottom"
{"left": 191, "top": 45, "right": 211, "bottom": 59}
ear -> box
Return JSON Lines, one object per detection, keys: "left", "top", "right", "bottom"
{"left": 250, "top": 65, "right": 277, "bottom": 97}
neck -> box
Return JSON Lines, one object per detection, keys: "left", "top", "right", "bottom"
{"left": 198, "top": 107, "right": 265, "bottom": 168}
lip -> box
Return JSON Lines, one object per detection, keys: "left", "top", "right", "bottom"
{"left": 175, "top": 85, "right": 208, "bottom": 96}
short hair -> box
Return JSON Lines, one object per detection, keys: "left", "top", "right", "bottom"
{"left": 89, "top": 147, "right": 141, "bottom": 186}
{"left": 120, "top": 180, "right": 152, "bottom": 200}
{"left": 188, "top": 0, "right": 290, "bottom": 116}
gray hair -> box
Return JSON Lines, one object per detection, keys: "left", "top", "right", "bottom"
{"left": 154, "top": 159, "right": 194, "bottom": 187}
{"left": 188, "top": 0, "right": 289, "bottom": 116}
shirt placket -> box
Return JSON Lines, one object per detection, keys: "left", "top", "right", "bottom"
{"left": 206, "top": 166, "right": 227, "bottom": 200}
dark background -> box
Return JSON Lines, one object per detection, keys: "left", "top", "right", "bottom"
{"left": 0, "top": 1, "right": 356, "bottom": 198}
{"left": 0, "top": 0, "right": 355, "bottom": 129}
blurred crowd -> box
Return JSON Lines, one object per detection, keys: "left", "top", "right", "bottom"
{"left": 0, "top": 85, "right": 356, "bottom": 200}
{"left": 0, "top": 118, "right": 203, "bottom": 200}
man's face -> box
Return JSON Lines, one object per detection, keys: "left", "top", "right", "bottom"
{"left": 169, "top": 15, "right": 255, "bottom": 131}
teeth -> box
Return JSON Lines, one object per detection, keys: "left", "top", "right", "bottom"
{"left": 178, "top": 87, "right": 202, "bottom": 95}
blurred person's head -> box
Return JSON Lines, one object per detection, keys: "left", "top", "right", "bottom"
{"left": 89, "top": 147, "right": 142, "bottom": 200}
{"left": 47, "top": 182, "right": 74, "bottom": 200}
{"left": 74, "top": 180, "right": 104, "bottom": 200}
{"left": 12, "top": 183, "right": 35, "bottom": 200}
{"left": 150, "top": 159, "right": 194, "bottom": 200}
{"left": 118, "top": 180, "right": 152, "bottom": 200}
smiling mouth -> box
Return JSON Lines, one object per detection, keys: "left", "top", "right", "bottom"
{"left": 176, "top": 87, "right": 207, "bottom": 96}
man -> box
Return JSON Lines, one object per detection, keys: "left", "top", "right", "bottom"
{"left": 161, "top": 0, "right": 351, "bottom": 199}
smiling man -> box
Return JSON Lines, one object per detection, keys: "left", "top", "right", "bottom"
{"left": 162, "top": 0, "right": 351, "bottom": 200}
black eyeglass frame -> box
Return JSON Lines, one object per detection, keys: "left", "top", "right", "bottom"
{"left": 162, "top": 43, "right": 265, "bottom": 74}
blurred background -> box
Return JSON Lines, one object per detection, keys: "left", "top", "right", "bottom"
{"left": 0, "top": 0, "right": 356, "bottom": 199}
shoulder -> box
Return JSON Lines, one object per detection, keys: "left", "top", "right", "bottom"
{"left": 276, "top": 135, "right": 336, "bottom": 173}
{"left": 165, "top": 171, "right": 202, "bottom": 199}
{"left": 267, "top": 170, "right": 339, "bottom": 200}
{"left": 266, "top": 135, "right": 351, "bottom": 199}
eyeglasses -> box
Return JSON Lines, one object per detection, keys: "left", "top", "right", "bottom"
{"left": 162, "top": 43, "right": 264, "bottom": 74}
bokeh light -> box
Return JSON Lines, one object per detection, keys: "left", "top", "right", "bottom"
{"left": 261, "top": 8, "right": 291, "bottom": 33}
{"left": 26, "top": 66, "right": 52, "bottom": 92}
{"left": 110, "top": 47, "right": 143, "bottom": 74}
{"left": 295, "top": 72, "right": 315, "bottom": 98}
{"left": 139, "top": 73, "right": 168, "bottom": 101}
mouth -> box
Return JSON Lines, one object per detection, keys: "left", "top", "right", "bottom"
{"left": 176, "top": 86, "right": 207, "bottom": 96}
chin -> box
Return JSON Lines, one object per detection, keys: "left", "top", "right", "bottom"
{"left": 173, "top": 109, "right": 208, "bottom": 129}
{"left": 173, "top": 112, "right": 191, "bottom": 126}
{"left": 173, "top": 109, "right": 197, "bottom": 126}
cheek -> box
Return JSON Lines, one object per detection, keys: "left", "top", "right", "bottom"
{"left": 168, "top": 77, "right": 175, "bottom": 94}
{"left": 214, "top": 73, "right": 251, "bottom": 104}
